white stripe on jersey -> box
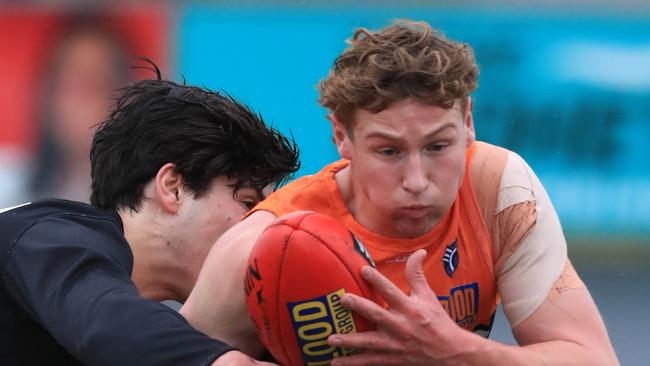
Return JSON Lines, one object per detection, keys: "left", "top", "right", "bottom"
{"left": 0, "top": 202, "right": 31, "bottom": 214}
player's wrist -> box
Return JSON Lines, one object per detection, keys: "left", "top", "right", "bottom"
{"left": 442, "top": 331, "right": 531, "bottom": 366}
{"left": 434, "top": 325, "right": 493, "bottom": 364}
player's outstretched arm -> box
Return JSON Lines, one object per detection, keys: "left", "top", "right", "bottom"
{"left": 181, "top": 210, "right": 278, "bottom": 358}
{"left": 511, "top": 261, "right": 619, "bottom": 365}
{"left": 327, "top": 250, "right": 619, "bottom": 366}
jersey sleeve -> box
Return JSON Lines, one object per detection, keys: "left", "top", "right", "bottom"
{"left": 2, "top": 214, "right": 233, "bottom": 366}
{"left": 494, "top": 152, "right": 568, "bottom": 327}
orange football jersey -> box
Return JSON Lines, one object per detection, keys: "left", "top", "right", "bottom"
{"left": 252, "top": 143, "right": 498, "bottom": 335}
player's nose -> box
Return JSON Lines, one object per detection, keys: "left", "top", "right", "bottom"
{"left": 401, "top": 154, "right": 429, "bottom": 195}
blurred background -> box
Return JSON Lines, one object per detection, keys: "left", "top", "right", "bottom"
{"left": 1, "top": 1, "right": 648, "bottom": 364}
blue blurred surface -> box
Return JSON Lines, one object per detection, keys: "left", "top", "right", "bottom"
{"left": 177, "top": 6, "right": 650, "bottom": 238}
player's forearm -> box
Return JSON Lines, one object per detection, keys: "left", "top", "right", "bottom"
{"left": 522, "top": 339, "right": 619, "bottom": 366}
{"left": 449, "top": 331, "right": 618, "bottom": 366}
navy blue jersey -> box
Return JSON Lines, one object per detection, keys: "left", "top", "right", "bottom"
{"left": 0, "top": 199, "right": 232, "bottom": 366}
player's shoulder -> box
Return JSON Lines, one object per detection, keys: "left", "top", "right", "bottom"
{"left": 270, "top": 160, "right": 346, "bottom": 195}
{"left": 0, "top": 199, "right": 119, "bottom": 243}
{"left": 468, "top": 141, "right": 542, "bottom": 229}
{"left": 469, "top": 141, "right": 537, "bottom": 194}
{"left": 1, "top": 199, "right": 116, "bottom": 221}
{"left": 255, "top": 160, "right": 347, "bottom": 217}
{"left": 469, "top": 141, "right": 511, "bottom": 177}
{"left": 468, "top": 142, "right": 511, "bottom": 202}
{"left": 1, "top": 200, "right": 130, "bottom": 273}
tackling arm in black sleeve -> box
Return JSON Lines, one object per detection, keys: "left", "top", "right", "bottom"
{"left": 3, "top": 213, "right": 233, "bottom": 366}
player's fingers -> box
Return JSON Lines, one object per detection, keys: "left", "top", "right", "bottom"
{"left": 404, "top": 249, "right": 435, "bottom": 297}
{"left": 339, "top": 293, "right": 401, "bottom": 330}
{"left": 359, "top": 265, "right": 410, "bottom": 311}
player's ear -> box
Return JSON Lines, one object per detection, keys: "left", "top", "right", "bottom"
{"left": 330, "top": 114, "right": 352, "bottom": 160}
{"left": 464, "top": 97, "right": 476, "bottom": 147}
{"left": 155, "top": 163, "right": 183, "bottom": 214}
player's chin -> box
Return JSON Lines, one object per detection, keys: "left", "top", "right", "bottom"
{"left": 390, "top": 214, "right": 438, "bottom": 238}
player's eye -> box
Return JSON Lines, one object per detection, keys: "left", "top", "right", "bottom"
{"left": 235, "top": 188, "right": 261, "bottom": 210}
{"left": 242, "top": 199, "right": 257, "bottom": 210}
{"left": 426, "top": 143, "right": 447, "bottom": 152}
{"left": 377, "top": 147, "right": 399, "bottom": 157}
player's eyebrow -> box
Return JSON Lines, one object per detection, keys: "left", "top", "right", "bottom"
{"left": 364, "top": 121, "right": 457, "bottom": 141}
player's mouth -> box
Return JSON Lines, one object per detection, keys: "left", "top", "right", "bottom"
{"left": 399, "top": 205, "right": 434, "bottom": 218}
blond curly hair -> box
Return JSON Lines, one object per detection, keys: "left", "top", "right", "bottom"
{"left": 318, "top": 19, "right": 479, "bottom": 130}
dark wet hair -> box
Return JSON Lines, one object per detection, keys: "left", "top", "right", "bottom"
{"left": 90, "top": 60, "right": 299, "bottom": 211}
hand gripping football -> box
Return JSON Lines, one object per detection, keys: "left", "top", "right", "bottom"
{"left": 245, "top": 211, "right": 378, "bottom": 366}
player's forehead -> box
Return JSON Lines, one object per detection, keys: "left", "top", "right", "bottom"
{"left": 352, "top": 99, "right": 463, "bottom": 140}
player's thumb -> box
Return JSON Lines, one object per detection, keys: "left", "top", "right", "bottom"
{"left": 405, "top": 249, "right": 432, "bottom": 297}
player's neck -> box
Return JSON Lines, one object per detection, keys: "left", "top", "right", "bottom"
{"left": 334, "top": 165, "right": 381, "bottom": 234}
{"left": 335, "top": 164, "right": 354, "bottom": 208}
{"left": 118, "top": 209, "right": 193, "bottom": 302}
